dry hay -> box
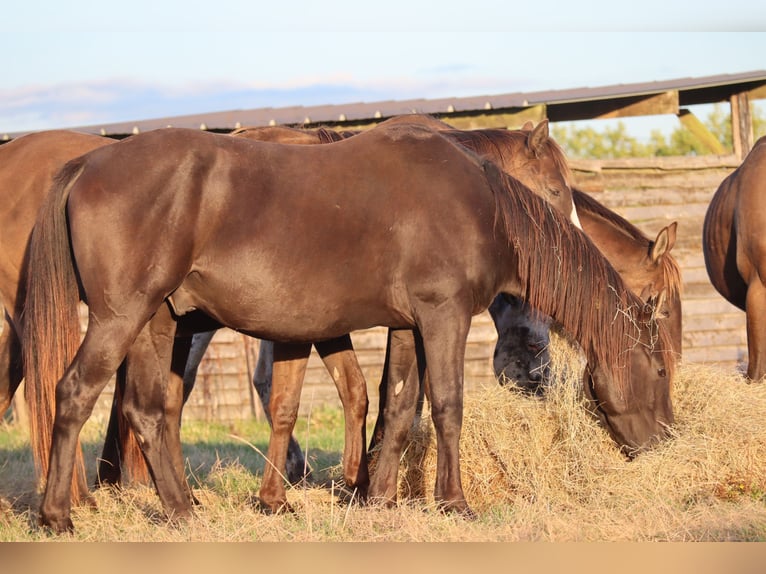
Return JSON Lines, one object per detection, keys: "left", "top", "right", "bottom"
{"left": 399, "top": 331, "right": 766, "bottom": 540}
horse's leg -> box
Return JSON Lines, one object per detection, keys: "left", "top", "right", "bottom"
{"left": 367, "top": 328, "right": 423, "bottom": 506}
{"left": 98, "top": 335, "right": 194, "bottom": 489}
{"left": 256, "top": 342, "right": 310, "bottom": 514}
{"left": 746, "top": 279, "right": 766, "bottom": 381}
{"left": 119, "top": 304, "right": 193, "bottom": 521}
{"left": 39, "top": 317, "right": 149, "bottom": 533}
{"left": 315, "top": 335, "right": 369, "bottom": 501}
{"left": 416, "top": 304, "right": 473, "bottom": 517}
{"left": 182, "top": 331, "right": 215, "bottom": 403}
{"left": 0, "top": 315, "right": 23, "bottom": 418}
{"left": 95, "top": 363, "right": 128, "bottom": 487}
{"left": 164, "top": 334, "right": 197, "bottom": 504}
{"left": 251, "top": 340, "right": 308, "bottom": 484}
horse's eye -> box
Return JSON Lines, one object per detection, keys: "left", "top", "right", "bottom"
{"left": 658, "top": 368, "right": 667, "bottom": 378}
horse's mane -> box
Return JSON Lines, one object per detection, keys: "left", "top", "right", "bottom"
{"left": 313, "top": 127, "right": 348, "bottom": 143}
{"left": 445, "top": 128, "right": 574, "bottom": 187}
{"left": 229, "top": 125, "right": 348, "bottom": 144}
{"left": 573, "top": 187, "right": 683, "bottom": 301}
{"left": 483, "top": 161, "right": 675, "bottom": 396}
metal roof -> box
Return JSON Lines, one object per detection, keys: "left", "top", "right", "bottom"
{"left": 4, "top": 70, "right": 766, "bottom": 140}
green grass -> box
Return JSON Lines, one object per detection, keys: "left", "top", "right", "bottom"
{"left": 0, "top": 405, "right": 350, "bottom": 510}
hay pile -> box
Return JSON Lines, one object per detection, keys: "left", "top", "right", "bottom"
{"left": 399, "top": 332, "right": 766, "bottom": 539}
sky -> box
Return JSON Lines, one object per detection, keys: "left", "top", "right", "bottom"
{"left": 2, "top": 1, "right": 766, "bottom": 137}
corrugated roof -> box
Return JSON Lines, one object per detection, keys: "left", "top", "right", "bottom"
{"left": 4, "top": 70, "right": 766, "bottom": 140}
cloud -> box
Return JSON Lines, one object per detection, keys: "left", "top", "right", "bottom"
{"left": 0, "top": 74, "right": 527, "bottom": 135}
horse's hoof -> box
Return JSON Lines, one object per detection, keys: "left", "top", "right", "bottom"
{"left": 39, "top": 514, "right": 75, "bottom": 535}
{"left": 437, "top": 500, "right": 477, "bottom": 520}
{"left": 79, "top": 493, "right": 98, "bottom": 509}
{"left": 250, "top": 496, "right": 294, "bottom": 515}
{"left": 366, "top": 494, "right": 397, "bottom": 509}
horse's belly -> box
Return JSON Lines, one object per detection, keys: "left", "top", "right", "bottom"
{"left": 169, "top": 273, "right": 411, "bottom": 343}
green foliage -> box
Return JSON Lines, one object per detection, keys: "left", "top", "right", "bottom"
{"left": 552, "top": 101, "right": 766, "bottom": 159}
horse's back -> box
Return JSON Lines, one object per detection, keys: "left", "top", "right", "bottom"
{"left": 64, "top": 126, "right": 503, "bottom": 341}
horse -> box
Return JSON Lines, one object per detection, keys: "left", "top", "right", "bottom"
{"left": 572, "top": 188, "right": 682, "bottom": 356}
{"left": 703, "top": 136, "right": 766, "bottom": 380}
{"left": 22, "top": 123, "right": 675, "bottom": 532}
{"left": 117, "top": 119, "right": 575, "bottom": 485}
{"left": 3, "top": 120, "right": 569, "bottom": 508}
{"left": 0, "top": 130, "right": 116, "bottom": 503}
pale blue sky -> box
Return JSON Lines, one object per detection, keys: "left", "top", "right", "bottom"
{"left": 2, "top": 1, "right": 765, "bottom": 134}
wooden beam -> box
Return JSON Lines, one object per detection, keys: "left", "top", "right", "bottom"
{"left": 747, "top": 83, "right": 766, "bottom": 101}
{"left": 306, "top": 105, "right": 549, "bottom": 132}
{"left": 677, "top": 109, "right": 727, "bottom": 155}
{"left": 548, "top": 91, "right": 679, "bottom": 122}
{"left": 731, "top": 92, "right": 754, "bottom": 159}
{"left": 440, "top": 106, "right": 547, "bottom": 130}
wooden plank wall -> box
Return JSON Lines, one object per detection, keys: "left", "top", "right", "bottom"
{"left": 7, "top": 154, "right": 746, "bottom": 424}
{"left": 570, "top": 154, "right": 745, "bottom": 369}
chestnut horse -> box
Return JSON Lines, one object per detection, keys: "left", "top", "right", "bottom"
{"left": 23, "top": 124, "right": 674, "bottom": 532}
{"left": 573, "top": 188, "right": 682, "bottom": 357}
{"left": 703, "top": 136, "right": 766, "bottom": 380}
{"left": 0, "top": 131, "right": 114, "bottom": 502}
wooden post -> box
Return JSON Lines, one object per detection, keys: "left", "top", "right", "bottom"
{"left": 731, "top": 92, "right": 754, "bottom": 160}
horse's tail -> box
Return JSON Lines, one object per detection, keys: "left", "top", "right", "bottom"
{"left": 23, "top": 157, "right": 89, "bottom": 503}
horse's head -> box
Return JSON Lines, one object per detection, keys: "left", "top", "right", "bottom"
{"left": 583, "top": 312, "right": 674, "bottom": 456}
{"left": 514, "top": 120, "right": 582, "bottom": 229}
{"left": 488, "top": 295, "right": 552, "bottom": 394}
{"left": 639, "top": 222, "right": 683, "bottom": 357}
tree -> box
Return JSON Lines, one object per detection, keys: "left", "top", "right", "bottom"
{"left": 551, "top": 102, "right": 766, "bottom": 159}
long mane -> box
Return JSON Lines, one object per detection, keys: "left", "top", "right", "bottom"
{"left": 482, "top": 161, "right": 675, "bottom": 396}
{"left": 446, "top": 128, "right": 574, "bottom": 187}
{"left": 573, "top": 187, "right": 683, "bottom": 301}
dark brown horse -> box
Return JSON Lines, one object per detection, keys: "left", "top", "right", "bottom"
{"left": 703, "top": 136, "right": 766, "bottom": 380}
{"left": 23, "top": 124, "right": 674, "bottom": 532}
{"left": 3, "top": 121, "right": 568, "bottom": 507}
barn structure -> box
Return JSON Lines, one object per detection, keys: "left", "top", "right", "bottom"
{"left": 4, "top": 70, "right": 766, "bottom": 423}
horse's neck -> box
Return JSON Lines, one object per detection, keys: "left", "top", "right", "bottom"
{"left": 579, "top": 208, "right": 647, "bottom": 272}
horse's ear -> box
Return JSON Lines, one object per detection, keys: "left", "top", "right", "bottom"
{"left": 526, "top": 119, "right": 549, "bottom": 157}
{"left": 649, "top": 222, "right": 678, "bottom": 263}
{"left": 520, "top": 121, "right": 534, "bottom": 131}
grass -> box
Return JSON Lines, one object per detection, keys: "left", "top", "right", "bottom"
{"left": 2, "top": 332, "right": 766, "bottom": 541}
